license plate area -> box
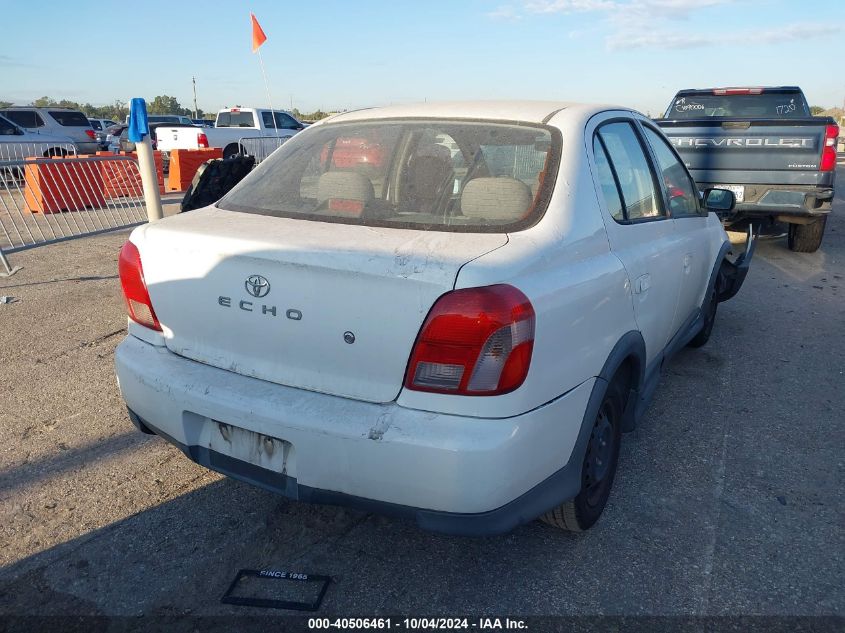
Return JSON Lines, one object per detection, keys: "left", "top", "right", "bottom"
{"left": 183, "top": 412, "right": 295, "bottom": 477}
{"left": 722, "top": 185, "right": 745, "bottom": 202}
{"left": 212, "top": 421, "right": 293, "bottom": 475}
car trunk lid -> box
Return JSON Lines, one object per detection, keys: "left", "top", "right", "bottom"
{"left": 133, "top": 207, "right": 508, "bottom": 403}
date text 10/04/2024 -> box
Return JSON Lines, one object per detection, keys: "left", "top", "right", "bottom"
{"left": 307, "top": 618, "right": 528, "bottom": 630}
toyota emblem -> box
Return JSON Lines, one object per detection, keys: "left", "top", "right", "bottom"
{"left": 245, "top": 274, "right": 271, "bottom": 298}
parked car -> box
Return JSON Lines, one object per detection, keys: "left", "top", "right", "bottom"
{"left": 154, "top": 107, "right": 305, "bottom": 158}
{"left": 657, "top": 86, "right": 838, "bottom": 252}
{"left": 115, "top": 101, "right": 753, "bottom": 535}
{"left": 124, "top": 114, "right": 195, "bottom": 126}
{"left": 0, "top": 106, "right": 99, "bottom": 154}
{"left": 105, "top": 124, "right": 127, "bottom": 153}
{"left": 192, "top": 119, "right": 215, "bottom": 127}
{"left": 88, "top": 118, "right": 118, "bottom": 149}
{"left": 0, "top": 113, "right": 78, "bottom": 159}
{"left": 118, "top": 122, "right": 182, "bottom": 152}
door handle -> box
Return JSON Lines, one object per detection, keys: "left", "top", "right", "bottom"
{"left": 683, "top": 254, "right": 693, "bottom": 270}
{"left": 634, "top": 274, "right": 651, "bottom": 294}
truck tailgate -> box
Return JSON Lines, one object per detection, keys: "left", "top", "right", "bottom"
{"left": 658, "top": 118, "right": 830, "bottom": 184}
{"left": 154, "top": 126, "right": 201, "bottom": 151}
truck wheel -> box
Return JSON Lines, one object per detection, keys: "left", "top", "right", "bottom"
{"left": 787, "top": 217, "right": 826, "bottom": 253}
{"left": 688, "top": 290, "right": 717, "bottom": 348}
{"left": 540, "top": 378, "right": 623, "bottom": 532}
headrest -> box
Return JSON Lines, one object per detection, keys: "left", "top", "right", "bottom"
{"left": 316, "top": 171, "right": 375, "bottom": 216}
{"left": 414, "top": 143, "right": 451, "bottom": 162}
{"left": 460, "top": 177, "right": 533, "bottom": 221}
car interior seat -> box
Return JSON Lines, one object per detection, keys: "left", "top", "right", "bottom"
{"left": 316, "top": 171, "right": 375, "bottom": 217}
{"left": 399, "top": 144, "right": 454, "bottom": 213}
{"left": 460, "top": 177, "right": 533, "bottom": 224}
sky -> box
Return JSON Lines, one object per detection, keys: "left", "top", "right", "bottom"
{"left": 2, "top": 0, "right": 844, "bottom": 117}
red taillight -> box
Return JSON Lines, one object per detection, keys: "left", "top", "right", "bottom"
{"left": 118, "top": 241, "right": 161, "bottom": 331}
{"left": 404, "top": 285, "right": 535, "bottom": 396}
{"left": 85, "top": 129, "right": 96, "bottom": 140}
{"left": 197, "top": 132, "right": 209, "bottom": 148}
{"left": 820, "top": 124, "right": 839, "bottom": 172}
{"left": 713, "top": 87, "right": 762, "bottom": 95}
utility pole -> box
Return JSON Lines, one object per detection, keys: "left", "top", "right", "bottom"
{"left": 192, "top": 76, "right": 198, "bottom": 119}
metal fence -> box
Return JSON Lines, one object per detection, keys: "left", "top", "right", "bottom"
{"left": 238, "top": 136, "right": 289, "bottom": 164}
{"left": 0, "top": 155, "right": 147, "bottom": 276}
{"left": 0, "top": 141, "right": 78, "bottom": 162}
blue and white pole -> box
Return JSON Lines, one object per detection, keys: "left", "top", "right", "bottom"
{"left": 128, "top": 98, "right": 163, "bottom": 222}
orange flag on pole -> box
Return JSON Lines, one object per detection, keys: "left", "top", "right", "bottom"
{"left": 251, "top": 13, "right": 267, "bottom": 52}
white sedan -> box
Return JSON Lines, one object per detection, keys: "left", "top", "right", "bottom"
{"left": 114, "top": 101, "right": 753, "bottom": 534}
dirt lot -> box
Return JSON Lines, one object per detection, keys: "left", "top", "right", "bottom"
{"left": 0, "top": 173, "right": 842, "bottom": 629}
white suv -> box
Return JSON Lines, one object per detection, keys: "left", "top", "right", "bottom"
{"left": 114, "top": 101, "right": 753, "bottom": 534}
{"left": 0, "top": 107, "right": 99, "bottom": 154}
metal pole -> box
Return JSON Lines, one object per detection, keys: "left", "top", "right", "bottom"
{"left": 136, "top": 137, "right": 163, "bottom": 222}
{"left": 193, "top": 76, "right": 198, "bottom": 120}
{"left": 0, "top": 247, "right": 21, "bottom": 277}
{"left": 257, "top": 48, "right": 279, "bottom": 139}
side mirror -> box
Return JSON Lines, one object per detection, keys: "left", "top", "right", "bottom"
{"left": 703, "top": 188, "right": 736, "bottom": 212}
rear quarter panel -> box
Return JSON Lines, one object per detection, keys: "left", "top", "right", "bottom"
{"left": 397, "top": 112, "right": 636, "bottom": 419}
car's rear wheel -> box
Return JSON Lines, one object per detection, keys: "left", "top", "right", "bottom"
{"left": 787, "top": 217, "right": 826, "bottom": 253}
{"left": 541, "top": 378, "right": 624, "bottom": 532}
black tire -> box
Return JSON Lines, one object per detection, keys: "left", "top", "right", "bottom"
{"left": 222, "top": 143, "right": 243, "bottom": 160}
{"left": 688, "top": 290, "right": 718, "bottom": 348}
{"left": 43, "top": 147, "right": 68, "bottom": 158}
{"left": 541, "top": 378, "right": 624, "bottom": 532}
{"left": 787, "top": 217, "right": 826, "bottom": 253}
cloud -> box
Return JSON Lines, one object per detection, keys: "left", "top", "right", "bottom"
{"left": 0, "top": 54, "right": 32, "bottom": 68}
{"left": 487, "top": 5, "right": 524, "bottom": 20}
{"left": 492, "top": 1, "right": 836, "bottom": 51}
{"left": 606, "top": 22, "right": 838, "bottom": 50}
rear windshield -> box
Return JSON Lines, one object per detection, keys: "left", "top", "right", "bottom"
{"left": 667, "top": 93, "right": 810, "bottom": 119}
{"left": 218, "top": 119, "right": 559, "bottom": 233}
{"left": 217, "top": 111, "right": 256, "bottom": 128}
{"left": 49, "top": 110, "right": 91, "bottom": 126}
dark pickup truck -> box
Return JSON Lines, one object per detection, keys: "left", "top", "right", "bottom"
{"left": 658, "top": 87, "right": 838, "bottom": 252}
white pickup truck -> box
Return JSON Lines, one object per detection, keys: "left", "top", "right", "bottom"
{"left": 154, "top": 107, "right": 305, "bottom": 159}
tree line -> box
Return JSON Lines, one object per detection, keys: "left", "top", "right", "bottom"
{"left": 0, "top": 95, "right": 336, "bottom": 123}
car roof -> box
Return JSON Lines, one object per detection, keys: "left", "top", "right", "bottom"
{"left": 3, "top": 106, "right": 80, "bottom": 111}
{"left": 325, "top": 101, "right": 626, "bottom": 125}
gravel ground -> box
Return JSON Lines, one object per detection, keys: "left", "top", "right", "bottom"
{"left": 0, "top": 171, "right": 842, "bottom": 628}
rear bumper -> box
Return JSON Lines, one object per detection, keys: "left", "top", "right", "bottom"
{"left": 115, "top": 335, "right": 595, "bottom": 535}
{"left": 699, "top": 183, "right": 834, "bottom": 221}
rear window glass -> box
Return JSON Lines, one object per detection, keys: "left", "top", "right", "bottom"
{"left": 217, "top": 112, "right": 255, "bottom": 127}
{"left": 49, "top": 110, "right": 91, "bottom": 126}
{"left": 667, "top": 93, "right": 810, "bottom": 119}
{"left": 218, "top": 119, "right": 559, "bottom": 233}
{"left": 2, "top": 110, "right": 43, "bottom": 128}
{"left": 90, "top": 120, "right": 102, "bottom": 130}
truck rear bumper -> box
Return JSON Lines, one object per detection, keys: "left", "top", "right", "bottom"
{"left": 701, "top": 185, "right": 834, "bottom": 222}
{"left": 115, "top": 334, "right": 595, "bottom": 535}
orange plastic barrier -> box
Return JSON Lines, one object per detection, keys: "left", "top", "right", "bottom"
{"left": 94, "top": 151, "right": 165, "bottom": 198}
{"left": 168, "top": 148, "right": 223, "bottom": 192}
{"left": 23, "top": 157, "right": 105, "bottom": 214}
